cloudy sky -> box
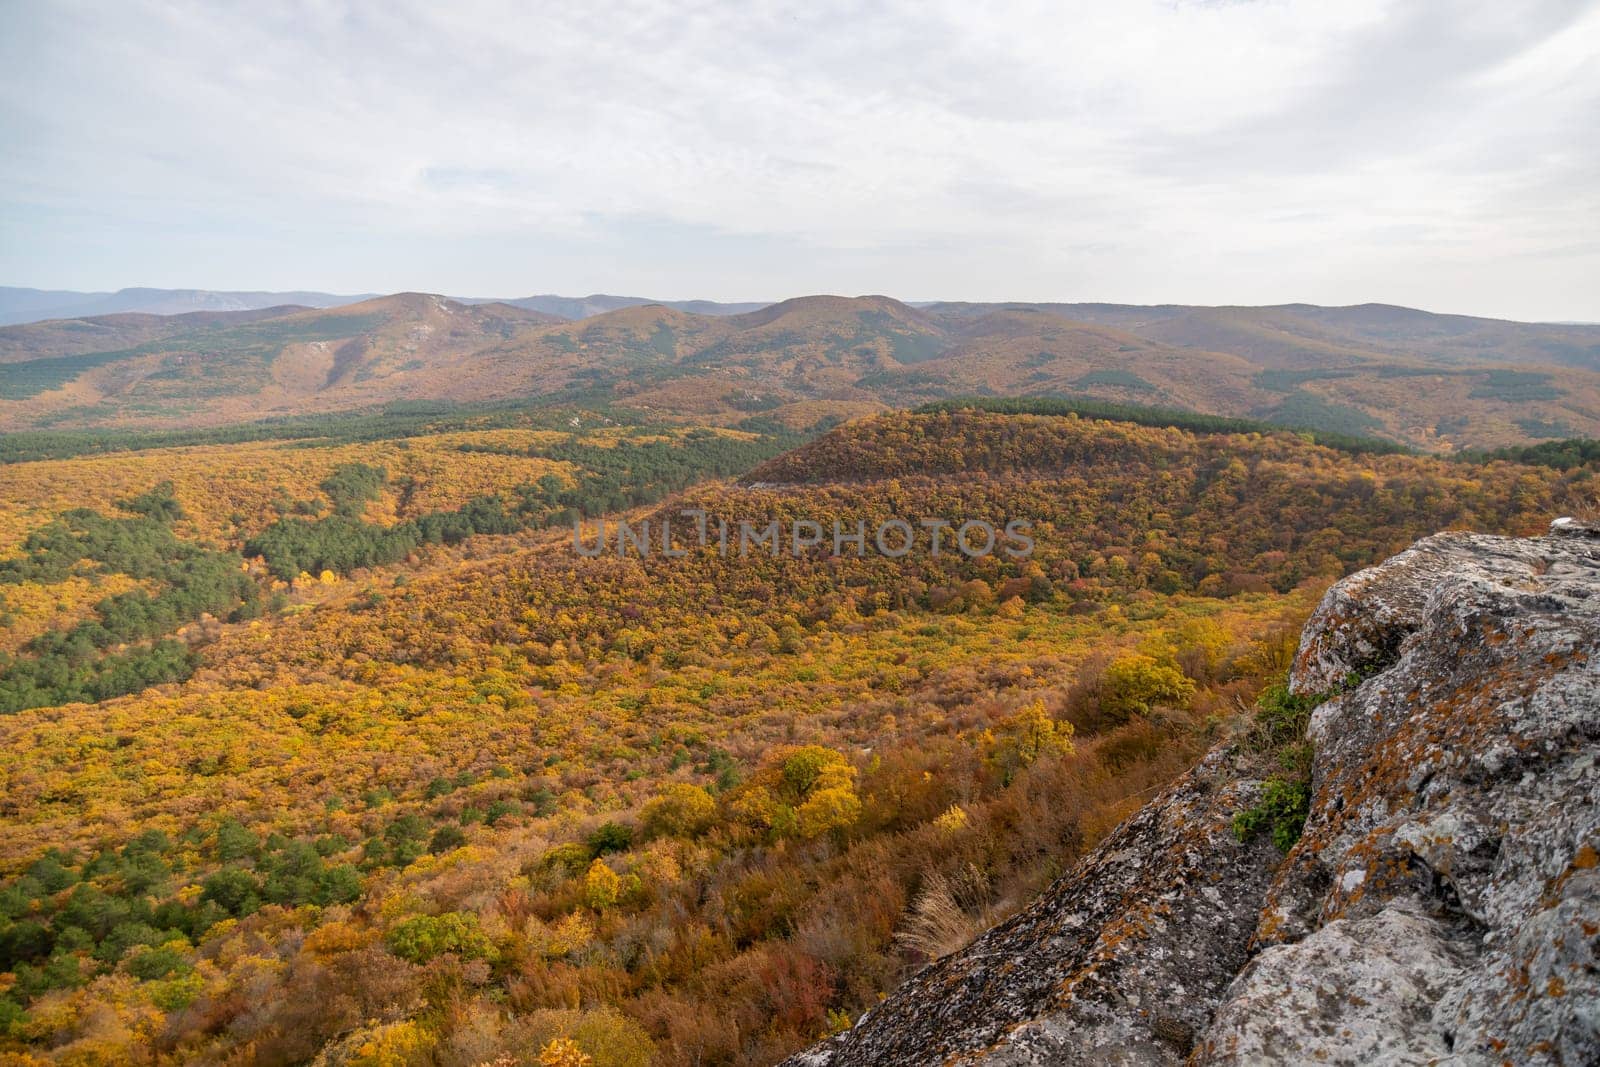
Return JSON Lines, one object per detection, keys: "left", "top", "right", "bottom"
{"left": 2, "top": 0, "right": 1597, "bottom": 320}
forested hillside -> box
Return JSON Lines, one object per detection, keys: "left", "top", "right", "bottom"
{"left": 5, "top": 294, "right": 1600, "bottom": 450}
{"left": 0, "top": 407, "right": 1590, "bottom": 1064}
{"left": 0, "top": 410, "right": 803, "bottom": 715}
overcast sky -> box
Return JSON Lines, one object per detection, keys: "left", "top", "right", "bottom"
{"left": 2, "top": 1, "right": 1597, "bottom": 320}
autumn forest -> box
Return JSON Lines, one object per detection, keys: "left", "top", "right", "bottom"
{"left": 0, "top": 370, "right": 1591, "bottom": 1067}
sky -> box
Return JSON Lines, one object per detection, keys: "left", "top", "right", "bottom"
{"left": 1, "top": 0, "right": 1597, "bottom": 321}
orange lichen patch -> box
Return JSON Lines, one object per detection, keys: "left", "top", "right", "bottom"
{"left": 1252, "top": 908, "right": 1287, "bottom": 946}
{"left": 1540, "top": 842, "right": 1600, "bottom": 906}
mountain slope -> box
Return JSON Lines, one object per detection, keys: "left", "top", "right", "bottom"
{"left": 0, "top": 306, "right": 311, "bottom": 363}
{"left": 6, "top": 294, "right": 1600, "bottom": 449}
{"left": 0, "top": 288, "right": 770, "bottom": 328}
{"left": 0, "top": 294, "right": 565, "bottom": 428}
{"left": 923, "top": 301, "right": 1600, "bottom": 371}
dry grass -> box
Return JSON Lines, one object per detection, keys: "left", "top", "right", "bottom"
{"left": 893, "top": 865, "right": 994, "bottom": 962}
{"left": 1569, "top": 488, "right": 1600, "bottom": 523}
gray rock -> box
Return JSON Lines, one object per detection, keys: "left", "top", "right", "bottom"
{"left": 788, "top": 519, "right": 1600, "bottom": 1066}
{"left": 1200, "top": 904, "right": 1472, "bottom": 1065}
{"left": 1290, "top": 519, "right": 1598, "bottom": 696}
{"left": 1247, "top": 517, "right": 1600, "bottom": 1064}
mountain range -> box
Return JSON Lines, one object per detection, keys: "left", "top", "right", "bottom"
{"left": 0, "top": 287, "right": 769, "bottom": 327}
{"left": 2, "top": 291, "right": 1598, "bottom": 450}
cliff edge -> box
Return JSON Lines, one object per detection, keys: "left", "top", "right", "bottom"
{"left": 788, "top": 519, "right": 1600, "bottom": 1066}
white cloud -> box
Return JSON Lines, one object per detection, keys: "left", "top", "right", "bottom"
{"left": 1, "top": 0, "right": 1596, "bottom": 319}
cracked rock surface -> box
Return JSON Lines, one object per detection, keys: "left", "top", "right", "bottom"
{"left": 787, "top": 520, "right": 1600, "bottom": 1066}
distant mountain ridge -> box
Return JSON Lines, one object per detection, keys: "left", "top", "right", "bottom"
{"left": 0, "top": 287, "right": 770, "bottom": 327}
{"left": 3, "top": 291, "right": 1600, "bottom": 450}
{"left": 487, "top": 294, "right": 771, "bottom": 319}
{"left": 0, "top": 287, "right": 376, "bottom": 326}
{"left": 0, "top": 306, "right": 315, "bottom": 363}
{"left": 925, "top": 301, "right": 1600, "bottom": 372}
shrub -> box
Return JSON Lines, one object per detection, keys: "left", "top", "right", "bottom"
{"left": 584, "top": 860, "right": 621, "bottom": 911}
{"left": 984, "top": 700, "right": 1074, "bottom": 785}
{"left": 539, "top": 1037, "right": 592, "bottom": 1067}
{"left": 640, "top": 783, "right": 717, "bottom": 840}
{"left": 779, "top": 746, "right": 854, "bottom": 799}
{"left": 1233, "top": 674, "right": 1328, "bottom": 852}
{"left": 932, "top": 804, "right": 969, "bottom": 835}
{"left": 386, "top": 911, "right": 493, "bottom": 963}
{"left": 348, "top": 1019, "right": 436, "bottom": 1067}
{"left": 428, "top": 825, "right": 467, "bottom": 854}
{"left": 726, "top": 745, "right": 863, "bottom": 841}
{"left": 484, "top": 799, "right": 519, "bottom": 827}
{"left": 780, "top": 747, "right": 861, "bottom": 839}
{"left": 541, "top": 842, "right": 593, "bottom": 875}
{"left": 1233, "top": 776, "right": 1312, "bottom": 852}
{"left": 586, "top": 822, "right": 634, "bottom": 855}
{"left": 126, "top": 944, "right": 189, "bottom": 980}
{"left": 520, "top": 1008, "right": 654, "bottom": 1067}
{"left": 200, "top": 868, "right": 261, "bottom": 917}
{"left": 795, "top": 786, "right": 862, "bottom": 839}
{"left": 1099, "top": 654, "right": 1195, "bottom": 723}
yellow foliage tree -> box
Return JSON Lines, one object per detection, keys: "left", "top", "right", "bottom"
{"left": 350, "top": 1019, "right": 435, "bottom": 1067}
{"left": 796, "top": 784, "right": 863, "bottom": 839}
{"left": 639, "top": 782, "right": 716, "bottom": 839}
{"left": 1100, "top": 653, "right": 1196, "bottom": 722}
{"left": 984, "top": 699, "right": 1074, "bottom": 784}
{"left": 538, "top": 1036, "right": 593, "bottom": 1067}
{"left": 584, "top": 859, "right": 621, "bottom": 911}
{"left": 724, "top": 744, "right": 863, "bottom": 841}
{"left": 933, "top": 803, "right": 969, "bottom": 835}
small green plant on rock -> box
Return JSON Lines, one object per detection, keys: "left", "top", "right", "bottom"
{"left": 1233, "top": 776, "right": 1312, "bottom": 852}
{"left": 1233, "top": 677, "right": 1325, "bottom": 852}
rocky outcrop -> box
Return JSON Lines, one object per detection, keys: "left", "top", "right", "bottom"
{"left": 786, "top": 744, "right": 1284, "bottom": 1066}
{"left": 789, "top": 519, "right": 1600, "bottom": 1066}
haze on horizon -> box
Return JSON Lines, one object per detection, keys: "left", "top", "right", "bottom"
{"left": 2, "top": 0, "right": 1598, "bottom": 323}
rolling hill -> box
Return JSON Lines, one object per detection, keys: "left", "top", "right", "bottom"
{"left": 0, "top": 306, "right": 313, "bottom": 364}
{"left": 924, "top": 301, "right": 1600, "bottom": 371}
{"left": 3, "top": 293, "right": 1599, "bottom": 449}
{"left": 0, "top": 294, "right": 563, "bottom": 429}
